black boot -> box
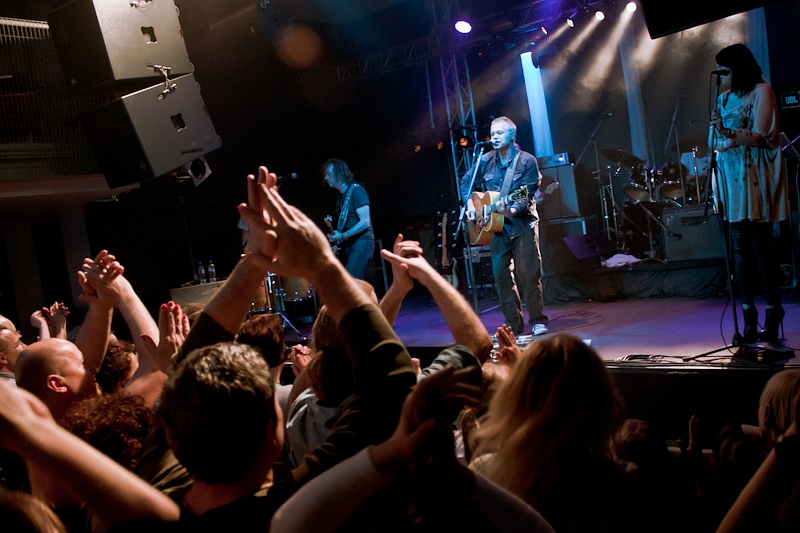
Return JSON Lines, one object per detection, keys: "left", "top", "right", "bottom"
{"left": 758, "top": 305, "right": 785, "bottom": 342}
{"left": 742, "top": 307, "right": 758, "bottom": 343}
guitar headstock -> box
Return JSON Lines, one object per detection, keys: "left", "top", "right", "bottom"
{"left": 508, "top": 185, "right": 529, "bottom": 201}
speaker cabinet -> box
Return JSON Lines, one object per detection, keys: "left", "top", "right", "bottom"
{"left": 638, "top": 0, "right": 780, "bottom": 38}
{"left": 661, "top": 208, "right": 726, "bottom": 262}
{"left": 79, "top": 74, "right": 221, "bottom": 188}
{"left": 541, "top": 215, "right": 600, "bottom": 276}
{"left": 47, "top": 0, "right": 192, "bottom": 94}
{"left": 538, "top": 163, "right": 598, "bottom": 222}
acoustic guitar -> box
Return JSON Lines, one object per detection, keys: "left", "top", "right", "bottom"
{"left": 468, "top": 186, "right": 529, "bottom": 246}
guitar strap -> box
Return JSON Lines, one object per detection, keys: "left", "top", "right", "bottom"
{"left": 337, "top": 184, "right": 359, "bottom": 232}
{"left": 499, "top": 152, "right": 521, "bottom": 198}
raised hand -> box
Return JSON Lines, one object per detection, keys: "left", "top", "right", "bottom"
{"left": 289, "top": 344, "right": 311, "bottom": 377}
{"left": 370, "top": 366, "right": 481, "bottom": 474}
{"left": 240, "top": 171, "right": 336, "bottom": 280}
{"left": 389, "top": 234, "right": 422, "bottom": 293}
{"left": 141, "top": 301, "right": 190, "bottom": 373}
{"left": 43, "top": 302, "right": 70, "bottom": 339}
{"left": 78, "top": 250, "right": 125, "bottom": 307}
{"left": 495, "top": 325, "right": 521, "bottom": 367}
{"left": 238, "top": 166, "right": 279, "bottom": 270}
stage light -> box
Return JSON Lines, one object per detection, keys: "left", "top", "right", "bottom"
{"left": 413, "top": 145, "right": 422, "bottom": 153}
{"left": 459, "top": 137, "right": 468, "bottom": 147}
{"left": 595, "top": 10, "right": 605, "bottom": 21}
{"left": 437, "top": 141, "right": 444, "bottom": 150}
{"left": 626, "top": 2, "right": 637, "bottom": 12}
{"left": 455, "top": 20, "right": 472, "bottom": 34}
{"left": 567, "top": 17, "right": 575, "bottom": 28}
{"left": 541, "top": 26, "right": 548, "bottom": 35}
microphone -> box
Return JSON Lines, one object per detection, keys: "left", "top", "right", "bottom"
{"left": 277, "top": 172, "right": 298, "bottom": 181}
{"left": 711, "top": 68, "right": 730, "bottom": 76}
{"left": 475, "top": 141, "right": 494, "bottom": 147}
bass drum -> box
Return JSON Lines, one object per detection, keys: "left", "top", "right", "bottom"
{"left": 280, "top": 277, "right": 312, "bottom": 302}
{"left": 623, "top": 166, "right": 653, "bottom": 203}
{"left": 657, "top": 162, "right": 689, "bottom": 202}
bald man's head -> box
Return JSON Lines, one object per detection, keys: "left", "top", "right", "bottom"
{"left": 16, "top": 339, "right": 99, "bottom": 419}
{"left": 0, "top": 315, "right": 16, "bottom": 332}
{"left": 0, "top": 328, "right": 25, "bottom": 373}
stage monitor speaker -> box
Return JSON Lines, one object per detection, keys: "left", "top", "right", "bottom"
{"left": 539, "top": 163, "right": 597, "bottom": 222}
{"left": 79, "top": 74, "right": 221, "bottom": 188}
{"left": 47, "top": 0, "right": 192, "bottom": 94}
{"left": 661, "top": 208, "right": 726, "bottom": 262}
{"left": 638, "top": 0, "right": 781, "bottom": 39}
{"left": 541, "top": 215, "right": 600, "bottom": 276}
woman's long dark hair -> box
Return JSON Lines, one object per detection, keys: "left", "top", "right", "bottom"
{"left": 716, "top": 43, "right": 764, "bottom": 94}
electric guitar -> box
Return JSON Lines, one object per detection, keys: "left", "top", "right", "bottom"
{"left": 324, "top": 216, "right": 340, "bottom": 255}
{"left": 468, "top": 186, "right": 530, "bottom": 246}
{"left": 534, "top": 180, "right": 559, "bottom": 205}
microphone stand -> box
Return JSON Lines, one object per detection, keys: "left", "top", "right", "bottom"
{"left": 456, "top": 145, "right": 487, "bottom": 313}
{"left": 685, "top": 71, "right": 742, "bottom": 361}
{"left": 663, "top": 95, "right": 687, "bottom": 203}
{"left": 576, "top": 114, "right": 620, "bottom": 248}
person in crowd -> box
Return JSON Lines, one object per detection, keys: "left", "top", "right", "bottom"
{"left": 95, "top": 340, "right": 138, "bottom": 394}
{"left": 470, "top": 333, "right": 643, "bottom": 532}
{"left": 716, "top": 388, "right": 800, "bottom": 533}
{"left": 322, "top": 158, "right": 375, "bottom": 280}
{"left": 14, "top": 339, "right": 100, "bottom": 421}
{"left": 236, "top": 313, "right": 293, "bottom": 416}
{"left": 60, "top": 392, "right": 152, "bottom": 471}
{"left": 0, "top": 323, "right": 25, "bottom": 386}
{"left": 270, "top": 365, "right": 555, "bottom": 533}
{"left": 715, "top": 369, "right": 800, "bottom": 506}
{"left": 134, "top": 165, "right": 418, "bottom": 529}
{"left": 460, "top": 116, "right": 547, "bottom": 336}
{"left": 0, "top": 381, "right": 179, "bottom": 530}
{"left": 710, "top": 43, "right": 790, "bottom": 343}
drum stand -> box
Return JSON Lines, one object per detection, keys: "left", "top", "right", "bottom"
{"left": 626, "top": 202, "right": 679, "bottom": 263}
{"left": 249, "top": 274, "right": 302, "bottom": 335}
{"left": 597, "top": 167, "right": 624, "bottom": 250}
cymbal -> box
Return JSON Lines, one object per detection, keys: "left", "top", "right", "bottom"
{"left": 672, "top": 134, "right": 709, "bottom": 156}
{"left": 601, "top": 148, "right": 643, "bottom": 167}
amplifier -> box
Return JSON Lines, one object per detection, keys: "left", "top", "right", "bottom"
{"left": 541, "top": 215, "right": 601, "bottom": 275}
{"left": 661, "top": 208, "right": 726, "bottom": 261}
{"left": 170, "top": 281, "right": 225, "bottom": 307}
{"left": 538, "top": 152, "right": 574, "bottom": 169}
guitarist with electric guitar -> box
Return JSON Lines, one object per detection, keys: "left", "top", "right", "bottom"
{"left": 459, "top": 116, "right": 549, "bottom": 336}
{"left": 322, "top": 158, "right": 375, "bottom": 280}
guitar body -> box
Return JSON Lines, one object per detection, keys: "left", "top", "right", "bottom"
{"left": 324, "top": 216, "right": 341, "bottom": 255}
{"left": 469, "top": 191, "right": 504, "bottom": 246}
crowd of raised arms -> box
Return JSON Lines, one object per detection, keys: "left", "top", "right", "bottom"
{"left": 1, "top": 166, "right": 798, "bottom": 533}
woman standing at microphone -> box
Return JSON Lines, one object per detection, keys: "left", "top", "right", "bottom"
{"left": 710, "top": 43, "right": 789, "bottom": 343}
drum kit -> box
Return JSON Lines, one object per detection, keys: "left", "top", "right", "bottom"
{"left": 249, "top": 273, "right": 318, "bottom": 333}
{"left": 597, "top": 138, "right": 711, "bottom": 259}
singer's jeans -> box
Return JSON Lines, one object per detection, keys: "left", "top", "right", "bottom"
{"left": 490, "top": 224, "right": 546, "bottom": 334}
{"left": 728, "top": 220, "right": 782, "bottom": 307}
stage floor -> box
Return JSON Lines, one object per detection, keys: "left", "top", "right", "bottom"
{"left": 387, "top": 292, "right": 799, "bottom": 366}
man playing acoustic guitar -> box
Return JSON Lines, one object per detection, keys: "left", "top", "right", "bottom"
{"left": 460, "top": 116, "right": 547, "bottom": 336}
